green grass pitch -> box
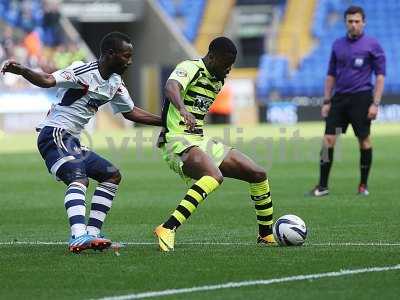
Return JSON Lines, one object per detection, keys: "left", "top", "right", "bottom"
{"left": 0, "top": 122, "right": 399, "bottom": 299}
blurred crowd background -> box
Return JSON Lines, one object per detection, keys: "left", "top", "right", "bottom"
{"left": 0, "top": 0, "right": 86, "bottom": 90}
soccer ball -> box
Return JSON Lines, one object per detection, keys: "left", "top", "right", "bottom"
{"left": 273, "top": 214, "right": 307, "bottom": 246}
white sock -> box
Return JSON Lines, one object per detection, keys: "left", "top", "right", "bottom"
{"left": 86, "top": 182, "right": 118, "bottom": 236}
{"left": 64, "top": 182, "right": 87, "bottom": 237}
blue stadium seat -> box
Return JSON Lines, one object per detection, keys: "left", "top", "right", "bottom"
{"left": 4, "top": 2, "right": 19, "bottom": 26}
{"left": 256, "top": 54, "right": 290, "bottom": 99}
{"left": 0, "top": 0, "right": 7, "bottom": 18}
{"left": 257, "top": 0, "right": 400, "bottom": 97}
{"left": 158, "top": 0, "right": 176, "bottom": 16}
{"left": 157, "top": 0, "right": 205, "bottom": 42}
{"left": 0, "top": 0, "right": 45, "bottom": 33}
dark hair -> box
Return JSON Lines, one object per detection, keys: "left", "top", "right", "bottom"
{"left": 208, "top": 37, "right": 237, "bottom": 56}
{"left": 344, "top": 6, "right": 365, "bottom": 20}
{"left": 100, "top": 32, "right": 132, "bottom": 55}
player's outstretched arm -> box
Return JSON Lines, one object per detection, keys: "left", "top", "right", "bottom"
{"left": 1, "top": 60, "right": 56, "bottom": 88}
{"left": 122, "top": 107, "right": 162, "bottom": 126}
{"left": 165, "top": 79, "right": 196, "bottom": 131}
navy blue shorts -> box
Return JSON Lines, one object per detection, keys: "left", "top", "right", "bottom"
{"left": 37, "top": 126, "right": 118, "bottom": 184}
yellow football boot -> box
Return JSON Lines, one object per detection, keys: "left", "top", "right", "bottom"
{"left": 154, "top": 224, "right": 175, "bottom": 252}
{"left": 257, "top": 234, "right": 277, "bottom": 246}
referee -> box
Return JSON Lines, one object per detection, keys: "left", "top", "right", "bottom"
{"left": 309, "top": 6, "right": 386, "bottom": 197}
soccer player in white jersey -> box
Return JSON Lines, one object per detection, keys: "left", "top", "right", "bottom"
{"left": 1, "top": 32, "right": 161, "bottom": 253}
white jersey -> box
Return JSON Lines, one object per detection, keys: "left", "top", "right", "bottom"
{"left": 38, "top": 61, "right": 134, "bottom": 135}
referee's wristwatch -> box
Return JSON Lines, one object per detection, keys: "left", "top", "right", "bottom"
{"left": 372, "top": 100, "right": 380, "bottom": 107}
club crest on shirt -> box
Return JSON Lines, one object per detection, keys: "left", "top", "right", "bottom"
{"left": 116, "top": 86, "right": 125, "bottom": 95}
{"left": 175, "top": 68, "right": 188, "bottom": 77}
{"left": 354, "top": 57, "right": 364, "bottom": 67}
{"left": 60, "top": 70, "right": 73, "bottom": 80}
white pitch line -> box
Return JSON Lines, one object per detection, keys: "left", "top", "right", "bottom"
{"left": 95, "top": 264, "right": 400, "bottom": 300}
{"left": 0, "top": 241, "right": 68, "bottom": 245}
{"left": 312, "top": 242, "right": 400, "bottom": 246}
{"left": 0, "top": 241, "right": 400, "bottom": 246}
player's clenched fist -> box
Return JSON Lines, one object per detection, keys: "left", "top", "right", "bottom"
{"left": 1, "top": 60, "right": 24, "bottom": 75}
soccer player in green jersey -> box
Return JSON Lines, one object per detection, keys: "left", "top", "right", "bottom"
{"left": 154, "top": 37, "right": 275, "bottom": 251}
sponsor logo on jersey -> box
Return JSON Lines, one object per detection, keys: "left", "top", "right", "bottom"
{"left": 94, "top": 84, "right": 118, "bottom": 97}
{"left": 193, "top": 96, "right": 213, "bottom": 113}
{"left": 87, "top": 98, "right": 107, "bottom": 112}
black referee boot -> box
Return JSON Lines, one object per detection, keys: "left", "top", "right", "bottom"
{"left": 306, "top": 186, "right": 329, "bottom": 197}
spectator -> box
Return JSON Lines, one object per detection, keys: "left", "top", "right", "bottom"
{"left": 42, "top": 0, "right": 62, "bottom": 47}
{"left": 19, "top": 9, "right": 36, "bottom": 33}
{"left": 0, "top": 0, "right": 88, "bottom": 90}
{"left": 24, "top": 30, "right": 42, "bottom": 60}
{"left": 1, "top": 26, "right": 16, "bottom": 58}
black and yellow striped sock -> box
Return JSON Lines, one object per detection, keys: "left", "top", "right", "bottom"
{"left": 250, "top": 179, "right": 273, "bottom": 237}
{"left": 163, "top": 176, "right": 220, "bottom": 230}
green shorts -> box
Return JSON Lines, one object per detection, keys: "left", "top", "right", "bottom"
{"left": 160, "top": 136, "right": 232, "bottom": 184}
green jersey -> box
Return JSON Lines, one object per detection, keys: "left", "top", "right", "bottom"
{"left": 158, "top": 59, "right": 224, "bottom": 145}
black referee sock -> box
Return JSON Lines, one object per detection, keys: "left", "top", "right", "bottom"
{"left": 319, "top": 147, "right": 334, "bottom": 188}
{"left": 360, "top": 148, "right": 372, "bottom": 185}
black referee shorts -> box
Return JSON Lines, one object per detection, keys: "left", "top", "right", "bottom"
{"left": 325, "top": 90, "right": 373, "bottom": 139}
